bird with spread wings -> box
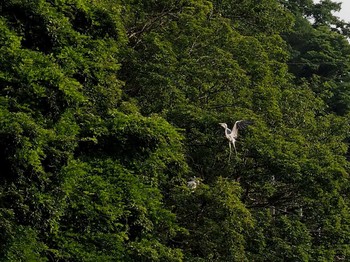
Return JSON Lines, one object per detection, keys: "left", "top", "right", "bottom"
{"left": 219, "top": 120, "right": 253, "bottom": 158}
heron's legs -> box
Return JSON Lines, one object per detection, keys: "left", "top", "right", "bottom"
{"left": 228, "top": 142, "right": 232, "bottom": 160}
{"left": 233, "top": 142, "right": 237, "bottom": 156}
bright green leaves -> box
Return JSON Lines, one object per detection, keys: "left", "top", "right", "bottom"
{"left": 1, "top": 0, "right": 126, "bottom": 51}
{"left": 0, "top": 22, "right": 85, "bottom": 121}
{"left": 1, "top": 226, "right": 48, "bottom": 262}
{"left": 0, "top": 1, "right": 130, "bottom": 260}
{"left": 0, "top": 105, "right": 188, "bottom": 260}
{"left": 56, "top": 142, "right": 186, "bottom": 261}
{"left": 1, "top": 0, "right": 350, "bottom": 260}
{"left": 57, "top": 109, "right": 188, "bottom": 260}
{"left": 78, "top": 110, "right": 187, "bottom": 185}
{"left": 0, "top": 0, "right": 126, "bottom": 117}
{"left": 0, "top": 107, "right": 78, "bottom": 261}
{"left": 0, "top": 108, "right": 47, "bottom": 177}
{"left": 0, "top": 18, "right": 21, "bottom": 49}
{"left": 55, "top": 160, "right": 129, "bottom": 261}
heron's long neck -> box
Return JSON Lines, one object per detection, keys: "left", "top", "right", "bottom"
{"left": 225, "top": 128, "right": 234, "bottom": 141}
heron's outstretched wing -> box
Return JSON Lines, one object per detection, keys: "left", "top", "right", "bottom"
{"left": 231, "top": 120, "right": 253, "bottom": 138}
{"left": 237, "top": 120, "right": 253, "bottom": 129}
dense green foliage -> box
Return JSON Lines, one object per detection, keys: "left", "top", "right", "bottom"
{"left": 1, "top": 0, "right": 350, "bottom": 261}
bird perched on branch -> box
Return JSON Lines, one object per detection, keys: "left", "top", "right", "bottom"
{"left": 219, "top": 120, "right": 253, "bottom": 158}
{"left": 187, "top": 177, "right": 200, "bottom": 191}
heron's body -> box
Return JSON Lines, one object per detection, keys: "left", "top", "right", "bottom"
{"left": 187, "top": 177, "right": 200, "bottom": 191}
{"left": 187, "top": 180, "right": 197, "bottom": 189}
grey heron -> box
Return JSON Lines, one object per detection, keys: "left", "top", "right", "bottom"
{"left": 219, "top": 120, "right": 253, "bottom": 158}
{"left": 187, "top": 177, "right": 200, "bottom": 191}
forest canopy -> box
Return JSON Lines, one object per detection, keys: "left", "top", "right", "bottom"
{"left": 1, "top": 0, "right": 350, "bottom": 261}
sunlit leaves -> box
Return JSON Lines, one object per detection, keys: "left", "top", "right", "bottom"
{"left": 1, "top": 0, "right": 350, "bottom": 261}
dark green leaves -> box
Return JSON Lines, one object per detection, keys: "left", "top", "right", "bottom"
{"left": 1, "top": 0, "right": 350, "bottom": 261}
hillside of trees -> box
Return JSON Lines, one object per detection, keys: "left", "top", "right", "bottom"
{"left": 1, "top": 0, "right": 350, "bottom": 261}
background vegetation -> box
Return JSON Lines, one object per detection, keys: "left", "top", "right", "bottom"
{"left": 1, "top": 0, "right": 350, "bottom": 261}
